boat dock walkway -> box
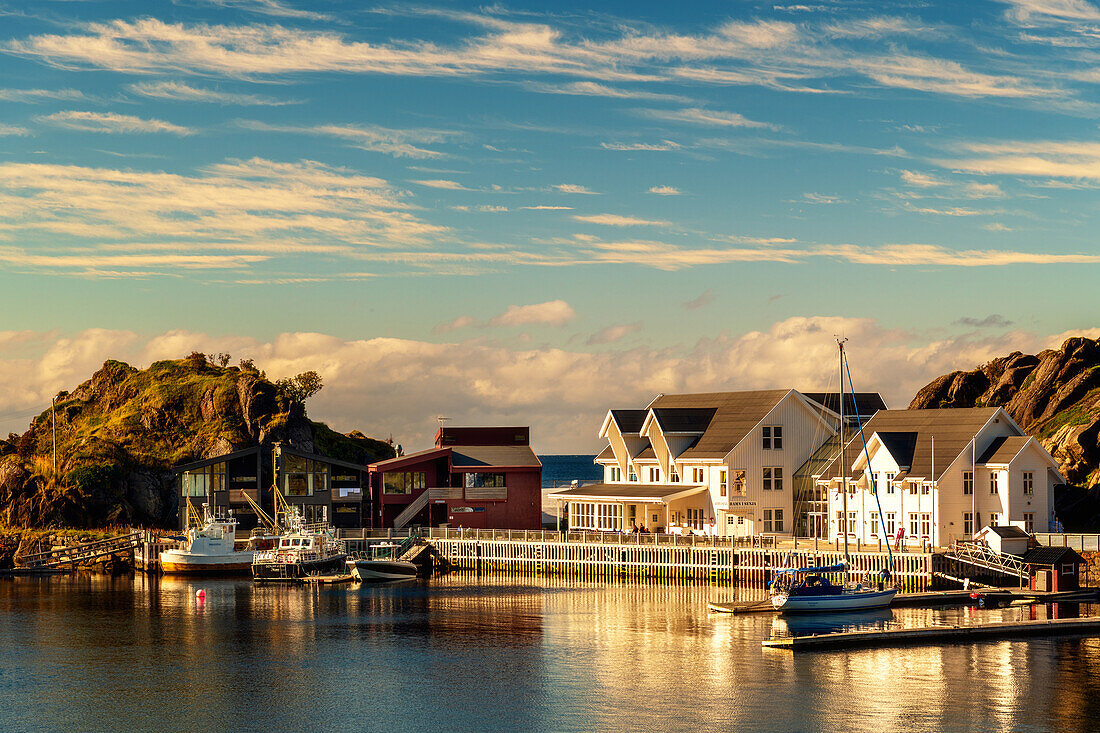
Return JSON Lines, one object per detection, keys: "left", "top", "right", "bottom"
{"left": 708, "top": 588, "right": 1099, "bottom": 614}
{"left": 763, "top": 616, "right": 1100, "bottom": 651}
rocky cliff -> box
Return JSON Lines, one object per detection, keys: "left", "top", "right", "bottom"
{"left": 910, "top": 337, "right": 1100, "bottom": 529}
{"left": 0, "top": 355, "right": 395, "bottom": 528}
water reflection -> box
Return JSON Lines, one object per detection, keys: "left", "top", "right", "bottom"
{"left": 0, "top": 574, "right": 1098, "bottom": 732}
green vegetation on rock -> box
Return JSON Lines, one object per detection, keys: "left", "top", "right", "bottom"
{"left": 0, "top": 355, "right": 395, "bottom": 528}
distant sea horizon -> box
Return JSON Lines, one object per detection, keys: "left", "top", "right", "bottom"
{"left": 538, "top": 454, "right": 601, "bottom": 489}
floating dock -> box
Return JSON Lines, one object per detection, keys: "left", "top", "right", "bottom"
{"left": 709, "top": 588, "right": 1099, "bottom": 614}
{"left": 763, "top": 616, "right": 1100, "bottom": 651}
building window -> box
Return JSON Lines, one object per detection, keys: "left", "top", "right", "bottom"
{"left": 284, "top": 455, "right": 329, "bottom": 497}
{"left": 609, "top": 466, "right": 622, "bottom": 482}
{"left": 921, "top": 482, "right": 931, "bottom": 495}
{"left": 692, "top": 467, "right": 705, "bottom": 483}
{"left": 886, "top": 512, "right": 897, "bottom": 536}
{"left": 963, "top": 471, "right": 973, "bottom": 495}
{"left": 647, "top": 467, "right": 659, "bottom": 483}
{"left": 964, "top": 512, "right": 974, "bottom": 536}
{"left": 920, "top": 513, "right": 931, "bottom": 538}
{"left": 182, "top": 462, "right": 225, "bottom": 497}
{"left": 596, "top": 503, "right": 622, "bottom": 531}
{"left": 1062, "top": 563, "right": 1076, "bottom": 576}
{"left": 1024, "top": 512, "right": 1034, "bottom": 533}
{"left": 763, "top": 509, "right": 783, "bottom": 532}
{"left": 909, "top": 513, "right": 919, "bottom": 538}
{"left": 670, "top": 467, "right": 680, "bottom": 483}
{"left": 885, "top": 475, "right": 895, "bottom": 495}
{"left": 869, "top": 511, "right": 879, "bottom": 537}
{"left": 719, "top": 469, "right": 728, "bottom": 497}
{"left": 1023, "top": 472, "right": 1034, "bottom": 495}
{"left": 383, "top": 471, "right": 425, "bottom": 495}
{"left": 835, "top": 510, "right": 845, "bottom": 535}
{"left": 628, "top": 470, "right": 638, "bottom": 482}
{"left": 762, "top": 426, "right": 783, "bottom": 450}
{"left": 465, "top": 473, "right": 505, "bottom": 489}
{"left": 570, "top": 502, "right": 595, "bottom": 529}
{"left": 990, "top": 472, "right": 999, "bottom": 494}
{"left": 762, "top": 467, "right": 783, "bottom": 491}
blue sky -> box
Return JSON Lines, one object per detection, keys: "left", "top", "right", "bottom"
{"left": 2, "top": 0, "right": 1100, "bottom": 451}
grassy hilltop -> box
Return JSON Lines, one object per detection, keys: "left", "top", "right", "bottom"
{"left": 0, "top": 353, "right": 394, "bottom": 528}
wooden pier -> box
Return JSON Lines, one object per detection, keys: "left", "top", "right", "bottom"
{"left": 762, "top": 616, "right": 1100, "bottom": 651}
{"left": 425, "top": 529, "right": 931, "bottom": 588}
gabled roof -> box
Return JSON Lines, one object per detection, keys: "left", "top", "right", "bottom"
{"left": 451, "top": 445, "right": 541, "bottom": 469}
{"left": 609, "top": 409, "right": 648, "bottom": 434}
{"left": 174, "top": 445, "right": 261, "bottom": 473}
{"left": 648, "top": 407, "right": 716, "bottom": 434}
{"left": 822, "top": 407, "right": 1004, "bottom": 480}
{"left": 1023, "top": 546, "right": 1084, "bottom": 566}
{"left": 877, "top": 432, "right": 919, "bottom": 471}
{"left": 646, "top": 389, "right": 797, "bottom": 460}
{"left": 596, "top": 445, "right": 615, "bottom": 461}
{"left": 632, "top": 446, "right": 657, "bottom": 461}
{"left": 803, "top": 392, "right": 887, "bottom": 417}
{"left": 977, "top": 436, "right": 1031, "bottom": 465}
{"left": 369, "top": 446, "right": 451, "bottom": 471}
{"left": 980, "top": 525, "right": 1031, "bottom": 539}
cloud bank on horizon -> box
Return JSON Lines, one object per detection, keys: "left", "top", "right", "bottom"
{"left": 2, "top": 317, "right": 1097, "bottom": 453}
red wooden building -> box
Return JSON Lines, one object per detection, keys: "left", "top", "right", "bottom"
{"left": 1023, "top": 546, "right": 1085, "bottom": 592}
{"left": 367, "top": 426, "right": 543, "bottom": 530}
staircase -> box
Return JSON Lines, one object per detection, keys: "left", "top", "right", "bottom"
{"left": 943, "top": 541, "right": 1028, "bottom": 581}
{"left": 393, "top": 491, "right": 432, "bottom": 529}
{"left": 16, "top": 531, "right": 144, "bottom": 569}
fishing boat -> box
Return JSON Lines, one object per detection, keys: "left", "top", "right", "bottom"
{"left": 252, "top": 508, "right": 347, "bottom": 582}
{"left": 347, "top": 538, "right": 418, "bottom": 581}
{"left": 770, "top": 339, "right": 898, "bottom": 613}
{"left": 160, "top": 504, "right": 254, "bottom": 575}
{"left": 770, "top": 562, "right": 896, "bottom": 612}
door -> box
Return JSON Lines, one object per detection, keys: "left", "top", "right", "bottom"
{"left": 732, "top": 514, "right": 753, "bottom": 538}
{"left": 807, "top": 512, "right": 826, "bottom": 538}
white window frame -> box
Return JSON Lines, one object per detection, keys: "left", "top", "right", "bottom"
{"left": 762, "top": 426, "right": 783, "bottom": 450}
{"left": 762, "top": 467, "right": 783, "bottom": 491}
{"left": 1023, "top": 471, "right": 1034, "bottom": 496}
{"left": 963, "top": 471, "right": 973, "bottom": 495}
{"left": 990, "top": 472, "right": 999, "bottom": 495}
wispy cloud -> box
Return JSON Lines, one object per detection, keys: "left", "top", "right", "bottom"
{"left": 239, "top": 119, "right": 454, "bottom": 157}
{"left": 432, "top": 300, "right": 577, "bottom": 332}
{"left": 955, "top": 314, "right": 1014, "bottom": 328}
{"left": 39, "top": 110, "right": 192, "bottom": 135}
{"left": 0, "top": 124, "right": 29, "bottom": 136}
{"left": 601, "top": 140, "right": 681, "bottom": 152}
{"left": 413, "top": 179, "right": 473, "bottom": 190}
{"left": 682, "top": 289, "right": 714, "bottom": 310}
{"left": 552, "top": 184, "right": 599, "bottom": 194}
{"left": 521, "top": 205, "right": 573, "bottom": 210}
{"left": 129, "top": 80, "right": 297, "bottom": 106}
{"left": 573, "top": 214, "right": 671, "bottom": 227}
{"left": 936, "top": 140, "right": 1100, "bottom": 182}
{"left": 647, "top": 185, "right": 682, "bottom": 195}
{"left": 640, "top": 107, "right": 777, "bottom": 129}
{"left": 0, "top": 88, "right": 90, "bottom": 103}
{"left": 587, "top": 322, "right": 642, "bottom": 345}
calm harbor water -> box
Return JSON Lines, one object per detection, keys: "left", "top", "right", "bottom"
{"left": 1, "top": 574, "right": 1099, "bottom": 732}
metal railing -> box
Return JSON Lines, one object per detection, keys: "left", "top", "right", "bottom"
{"left": 945, "top": 540, "right": 1027, "bottom": 579}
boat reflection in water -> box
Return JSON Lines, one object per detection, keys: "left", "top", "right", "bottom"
{"left": 770, "top": 607, "right": 895, "bottom": 638}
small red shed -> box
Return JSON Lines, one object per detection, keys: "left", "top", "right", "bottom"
{"left": 1023, "top": 546, "right": 1085, "bottom": 592}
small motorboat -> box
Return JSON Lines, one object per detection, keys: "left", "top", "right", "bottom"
{"left": 770, "top": 562, "right": 897, "bottom": 613}
{"left": 347, "top": 541, "right": 418, "bottom": 581}
{"left": 160, "top": 505, "right": 253, "bottom": 575}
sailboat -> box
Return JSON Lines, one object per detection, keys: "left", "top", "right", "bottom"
{"left": 770, "top": 339, "right": 898, "bottom": 613}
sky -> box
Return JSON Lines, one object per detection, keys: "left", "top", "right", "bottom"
{"left": 1, "top": 0, "right": 1100, "bottom": 453}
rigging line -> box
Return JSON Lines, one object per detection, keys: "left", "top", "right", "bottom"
{"left": 843, "top": 350, "right": 895, "bottom": 576}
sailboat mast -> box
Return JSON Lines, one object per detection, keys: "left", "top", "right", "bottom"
{"left": 839, "top": 338, "right": 849, "bottom": 560}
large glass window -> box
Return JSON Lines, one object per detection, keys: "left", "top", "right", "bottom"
{"left": 384, "top": 471, "right": 426, "bottom": 495}
{"left": 182, "top": 462, "right": 225, "bottom": 497}
{"left": 283, "top": 455, "right": 329, "bottom": 497}
{"left": 464, "top": 472, "right": 505, "bottom": 489}
{"left": 569, "top": 502, "right": 620, "bottom": 531}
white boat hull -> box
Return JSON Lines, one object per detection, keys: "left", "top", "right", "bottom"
{"left": 349, "top": 559, "right": 418, "bottom": 581}
{"left": 160, "top": 549, "right": 255, "bottom": 575}
{"left": 772, "top": 588, "right": 897, "bottom": 613}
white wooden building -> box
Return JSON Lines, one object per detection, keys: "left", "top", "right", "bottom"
{"left": 551, "top": 389, "right": 884, "bottom": 538}
{"left": 816, "top": 407, "right": 1064, "bottom": 548}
